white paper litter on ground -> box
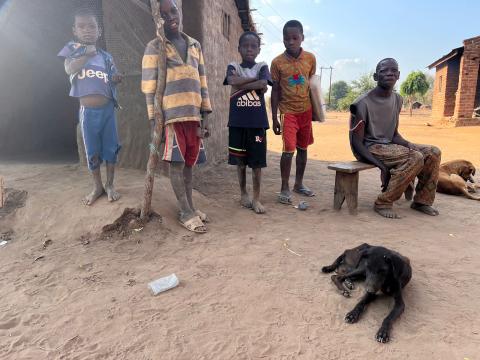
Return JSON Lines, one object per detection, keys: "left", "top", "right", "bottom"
{"left": 148, "top": 274, "right": 179, "bottom": 295}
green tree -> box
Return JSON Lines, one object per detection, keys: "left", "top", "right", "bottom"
{"left": 326, "top": 81, "right": 350, "bottom": 110}
{"left": 400, "top": 71, "right": 430, "bottom": 116}
{"left": 336, "top": 72, "right": 376, "bottom": 111}
{"left": 351, "top": 72, "right": 376, "bottom": 94}
{"left": 337, "top": 91, "right": 360, "bottom": 111}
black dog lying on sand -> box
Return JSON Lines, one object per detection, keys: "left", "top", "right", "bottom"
{"left": 322, "top": 243, "right": 412, "bottom": 343}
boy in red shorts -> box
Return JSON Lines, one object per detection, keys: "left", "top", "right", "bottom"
{"left": 271, "top": 20, "right": 317, "bottom": 204}
{"left": 142, "top": 0, "right": 211, "bottom": 233}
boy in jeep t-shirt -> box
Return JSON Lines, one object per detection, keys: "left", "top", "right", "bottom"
{"left": 58, "top": 8, "right": 122, "bottom": 206}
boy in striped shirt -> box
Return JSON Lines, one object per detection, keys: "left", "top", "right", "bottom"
{"left": 142, "top": 0, "right": 212, "bottom": 233}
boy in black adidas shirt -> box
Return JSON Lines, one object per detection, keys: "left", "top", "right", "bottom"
{"left": 224, "top": 32, "right": 272, "bottom": 214}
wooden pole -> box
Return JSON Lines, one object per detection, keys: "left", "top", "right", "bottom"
{"left": 0, "top": 176, "right": 4, "bottom": 208}
{"left": 140, "top": 1, "right": 167, "bottom": 220}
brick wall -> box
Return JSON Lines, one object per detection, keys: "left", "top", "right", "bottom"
{"left": 431, "top": 57, "right": 461, "bottom": 120}
{"left": 475, "top": 66, "right": 480, "bottom": 110}
{"left": 454, "top": 36, "right": 480, "bottom": 119}
{"left": 431, "top": 63, "right": 448, "bottom": 119}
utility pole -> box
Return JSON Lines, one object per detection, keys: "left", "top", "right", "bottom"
{"left": 328, "top": 66, "right": 333, "bottom": 106}
{"left": 319, "top": 66, "right": 334, "bottom": 106}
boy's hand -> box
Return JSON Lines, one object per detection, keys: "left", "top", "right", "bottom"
{"left": 272, "top": 118, "right": 281, "bottom": 135}
{"left": 380, "top": 166, "right": 391, "bottom": 192}
{"left": 407, "top": 142, "right": 420, "bottom": 152}
{"left": 112, "top": 74, "right": 123, "bottom": 84}
{"left": 200, "top": 113, "right": 210, "bottom": 139}
{"left": 85, "top": 45, "right": 97, "bottom": 56}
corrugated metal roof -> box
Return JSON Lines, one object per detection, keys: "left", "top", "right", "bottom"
{"left": 235, "top": 0, "right": 255, "bottom": 32}
{"left": 427, "top": 46, "right": 464, "bottom": 69}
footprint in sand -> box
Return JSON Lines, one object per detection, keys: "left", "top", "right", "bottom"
{"left": 0, "top": 316, "right": 20, "bottom": 330}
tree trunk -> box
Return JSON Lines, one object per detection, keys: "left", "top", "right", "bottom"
{"left": 140, "top": 1, "right": 167, "bottom": 220}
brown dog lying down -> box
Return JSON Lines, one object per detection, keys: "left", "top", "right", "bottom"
{"left": 322, "top": 243, "right": 412, "bottom": 343}
{"left": 437, "top": 160, "right": 480, "bottom": 200}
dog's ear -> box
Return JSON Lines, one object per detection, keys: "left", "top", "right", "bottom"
{"left": 352, "top": 247, "right": 370, "bottom": 268}
{"left": 384, "top": 254, "right": 404, "bottom": 280}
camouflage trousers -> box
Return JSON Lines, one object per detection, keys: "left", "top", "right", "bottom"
{"left": 369, "top": 143, "right": 441, "bottom": 209}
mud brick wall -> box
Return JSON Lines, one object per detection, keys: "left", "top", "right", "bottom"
{"left": 454, "top": 37, "right": 480, "bottom": 120}
{"left": 431, "top": 57, "right": 460, "bottom": 120}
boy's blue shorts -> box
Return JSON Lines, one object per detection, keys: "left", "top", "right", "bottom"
{"left": 79, "top": 101, "right": 121, "bottom": 171}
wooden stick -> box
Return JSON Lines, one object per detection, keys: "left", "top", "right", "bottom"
{"left": 140, "top": 1, "right": 167, "bottom": 220}
{"left": 0, "top": 176, "right": 4, "bottom": 208}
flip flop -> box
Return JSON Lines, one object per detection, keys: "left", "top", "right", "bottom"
{"left": 195, "top": 210, "right": 210, "bottom": 223}
{"left": 277, "top": 193, "right": 292, "bottom": 205}
{"left": 293, "top": 186, "right": 315, "bottom": 197}
{"left": 179, "top": 216, "right": 207, "bottom": 234}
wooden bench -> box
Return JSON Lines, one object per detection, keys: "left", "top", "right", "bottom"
{"left": 328, "top": 161, "right": 375, "bottom": 215}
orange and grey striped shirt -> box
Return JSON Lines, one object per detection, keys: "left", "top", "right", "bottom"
{"left": 141, "top": 33, "right": 212, "bottom": 124}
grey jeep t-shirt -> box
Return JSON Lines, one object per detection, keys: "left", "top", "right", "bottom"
{"left": 351, "top": 90, "right": 403, "bottom": 148}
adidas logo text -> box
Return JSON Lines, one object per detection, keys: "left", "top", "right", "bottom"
{"left": 236, "top": 92, "right": 261, "bottom": 107}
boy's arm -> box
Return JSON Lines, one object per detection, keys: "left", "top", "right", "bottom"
{"left": 227, "top": 75, "right": 259, "bottom": 86}
{"left": 141, "top": 41, "right": 159, "bottom": 129}
{"left": 350, "top": 104, "right": 390, "bottom": 190}
{"left": 270, "top": 61, "right": 281, "bottom": 135}
{"left": 198, "top": 45, "right": 212, "bottom": 137}
{"left": 198, "top": 45, "right": 212, "bottom": 115}
{"left": 310, "top": 54, "right": 317, "bottom": 77}
{"left": 63, "top": 45, "right": 97, "bottom": 75}
{"left": 235, "top": 80, "right": 268, "bottom": 91}
{"left": 110, "top": 57, "right": 123, "bottom": 84}
{"left": 271, "top": 81, "right": 281, "bottom": 135}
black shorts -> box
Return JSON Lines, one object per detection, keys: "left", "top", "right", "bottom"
{"left": 228, "top": 127, "right": 267, "bottom": 168}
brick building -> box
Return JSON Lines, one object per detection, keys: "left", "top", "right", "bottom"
{"left": 428, "top": 35, "right": 480, "bottom": 126}
{"left": 0, "top": 0, "right": 254, "bottom": 168}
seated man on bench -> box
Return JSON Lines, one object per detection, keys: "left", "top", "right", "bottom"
{"left": 349, "top": 58, "right": 441, "bottom": 219}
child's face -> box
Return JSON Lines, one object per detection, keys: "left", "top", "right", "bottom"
{"left": 283, "top": 27, "right": 304, "bottom": 55}
{"left": 73, "top": 15, "right": 100, "bottom": 45}
{"left": 160, "top": 0, "right": 181, "bottom": 35}
{"left": 238, "top": 35, "right": 260, "bottom": 63}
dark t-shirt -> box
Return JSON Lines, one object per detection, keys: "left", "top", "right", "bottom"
{"left": 223, "top": 62, "right": 272, "bottom": 129}
{"left": 349, "top": 90, "right": 403, "bottom": 160}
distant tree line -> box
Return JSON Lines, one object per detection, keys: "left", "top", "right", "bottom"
{"left": 326, "top": 71, "right": 434, "bottom": 113}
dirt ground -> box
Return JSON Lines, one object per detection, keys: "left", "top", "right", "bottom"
{"left": 1, "top": 112, "right": 480, "bottom": 359}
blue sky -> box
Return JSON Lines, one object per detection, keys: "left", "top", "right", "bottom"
{"left": 251, "top": 0, "right": 480, "bottom": 88}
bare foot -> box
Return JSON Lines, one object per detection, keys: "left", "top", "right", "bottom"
{"left": 410, "top": 203, "right": 439, "bottom": 216}
{"left": 83, "top": 187, "right": 105, "bottom": 206}
{"left": 374, "top": 206, "right": 401, "bottom": 219}
{"left": 105, "top": 185, "right": 121, "bottom": 202}
{"left": 240, "top": 193, "right": 253, "bottom": 209}
{"left": 252, "top": 200, "right": 266, "bottom": 214}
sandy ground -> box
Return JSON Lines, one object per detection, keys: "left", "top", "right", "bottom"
{"left": 1, "top": 112, "right": 480, "bottom": 359}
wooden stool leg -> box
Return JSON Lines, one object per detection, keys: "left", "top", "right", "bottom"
{"left": 333, "top": 172, "right": 346, "bottom": 210}
{"left": 344, "top": 172, "right": 359, "bottom": 215}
